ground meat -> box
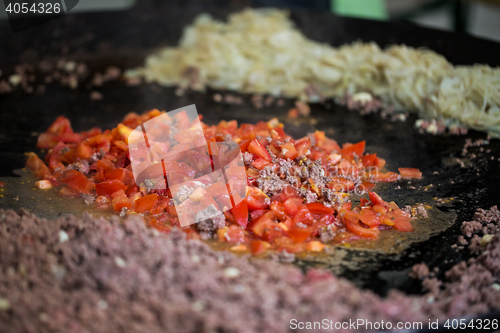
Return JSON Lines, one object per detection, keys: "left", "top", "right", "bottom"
{"left": 461, "top": 220, "right": 482, "bottom": 237}
{"left": 461, "top": 206, "right": 500, "bottom": 238}
{"left": 223, "top": 94, "right": 243, "bottom": 105}
{"left": 173, "top": 185, "right": 194, "bottom": 203}
{"left": 403, "top": 204, "right": 428, "bottom": 219}
{"left": 103, "top": 66, "right": 121, "bottom": 81}
{"left": 415, "top": 204, "right": 428, "bottom": 218}
{"left": 295, "top": 101, "right": 310, "bottom": 116}
{"left": 90, "top": 91, "right": 103, "bottom": 101}
{"left": 0, "top": 80, "right": 12, "bottom": 94}
{"left": 344, "top": 92, "right": 383, "bottom": 115}
{"left": 195, "top": 205, "right": 226, "bottom": 239}
{"left": 251, "top": 94, "right": 263, "bottom": 109}
{"left": 1, "top": 208, "right": 500, "bottom": 332}
{"left": 264, "top": 96, "right": 275, "bottom": 107}
{"left": 89, "top": 149, "right": 105, "bottom": 162}
{"left": 256, "top": 166, "right": 286, "bottom": 197}
{"left": 421, "top": 277, "right": 442, "bottom": 294}
{"left": 183, "top": 66, "right": 202, "bottom": 90}
{"left": 319, "top": 225, "right": 336, "bottom": 243}
{"left": 457, "top": 235, "right": 468, "bottom": 246}
{"left": 409, "top": 263, "right": 430, "bottom": 280}
{"left": 82, "top": 194, "right": 96, "bottom": 205}
{"left": 71, "top": 160, "right": 90, "bottom": 174}
{"left": 242, "top": 152, "right": 254, "bottom": 166}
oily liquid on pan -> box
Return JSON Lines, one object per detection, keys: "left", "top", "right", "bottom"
{"left": 0, "top": 168, "right": 455, "bottom": 257}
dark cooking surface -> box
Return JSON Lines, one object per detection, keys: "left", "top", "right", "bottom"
{"left": 0, "top": 0, "right": 499, "bottom": 323}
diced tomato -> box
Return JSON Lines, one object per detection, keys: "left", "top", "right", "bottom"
{"left": 61, "top": 170, "right": 94, "bottom": 194}
{"left": 358, "top": 208, "right": 381, "bottom": 227}
{"left": 96, "top": 159, "right": 115, "bottom": 171}
{"left": 283, "top": 198, "right": 301, "bottom": 216}
{"left": 250, "top": 209, "right": 266, "bottom": 221}
{"left": 134, "top": 193, "right": 158, "bottom": 213}
{"left": 306, "top": 202, "right": 334, "bottom": 215}
{"left": 247, "top": 139, "right": 272, "bottom": 162}
{"left": 25, "top": 153, "right": 53, "bottom": 180}
{"left": 104, "top": 168, "right": 126, "bottom": 182}
{"left": 249, "top": 240, "right": 269, "bottom": 255}
{"left": 46, "top": 116, "right": 72, "bottom": 136}
{"left": 249, "top": 212, "right": 274, "bottom": 237}
{"left": 150, "top": 218, "right": 171, "bottom": 233}
{"left": 36, "top": 133, "right": 59, "bottom": 149}
{"left": 76, "top": 143, "right": 93, "bottom": 159}
{"left": 373, "top": 171, "right": 400, "bottom": 182}
{"left": 341, "top": 141, "right": 365, "bottom": 159}
{"left": 292, "top": 206, "right": 314, "bottom": 226}
{"left": 95, "top": 179, "right": 127, "bottom": 196}
{"left": 287, "top": 228, "right": 312, "bottom": 243}
{"left": 231, "top": 200, "right": 249, "bottom": 228}
{"left": 270, "top": 201, "right": 290, "bottom": 221}
{"left": 344, "top": 211, "right": 379, "bottom": 239}
{"left": 245, "top": 187, "right": 269, "bottom": 210}
{"left": 360, "top": 181, "right": 375, "bottom": 192}
{"left": 294, "top": 137, "right": 311, "bottom": 157}
{"left": 112, "top": 195, "right": 132, "bottom": 212}
{"left": 111, "top": 189, "right": 127, "bottom": 199}
{"left": 59, "top": 186, "right": 79, "bottom": 197}
{"left": 252, "top": 157, "right": 271, "bottom": 170}
{"left": 368, "top": 191, "right": 386, "bottom": 207}
{"left": 328, "top": 177, "right": 355, "bottom": 192}
{"left": 280, "top": 143, "right": 298, "bottom": 159}
{"left": 385, "top": 209, "right": 414, "bottom": 232}
{"left": 57, "top": 132, "right": 82, "bottom": 143}
{"left": 398, "top": 168, "right": 422, "bottom": 179}
{"left": 306, "top": 241, "right": 325, "bottom": 252}
{"left": 219, "top": 225, "right": 246, "bottom": 244}
{"left": 372, "top": 204, "right": 388, "bottom": 214}
{"left": 280, "top": 185, "right": 300, "bottom": 201}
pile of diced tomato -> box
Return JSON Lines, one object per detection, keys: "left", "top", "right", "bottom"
{"left": 26, "top": 109, "right": 422, "bottom": 254}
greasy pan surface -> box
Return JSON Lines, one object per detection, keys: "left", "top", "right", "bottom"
{"left": 0, "top": 0, "right": 499, "bottom": 324}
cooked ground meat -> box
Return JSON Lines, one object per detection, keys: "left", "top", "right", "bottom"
{"left": 195, "top": 205, "right": 226, "bottom": 239}
{"left": 409, "top": 263, "right": 430, "bottom": 280}
{"left": 461, "top": 220, "right": 483, "bottom": 237}
{"left": 1, "top": 207, "right": 500, "bottom": 332}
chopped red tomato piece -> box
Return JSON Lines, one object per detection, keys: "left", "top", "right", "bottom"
{"left": 344, "top": 211, "right": 379, "bottom": 239}
{"left": 246, "top": 187, "right": 269, "bottom": 211}
{"left": 284, "top": 198, "right": 303, "bottom": 216}
{"left": 247, "top": 139, "right": 272, "bottom": 162}
{"left": 231, "top": 200, "right": 249, "bottom": 228}
{"left": 385, "top": 209, "right": 414, "bottom": 232}
{"left": 252, "top": 157, "right": 271, "bottom": 170}
{"left": 306, "top": 202, "right": 334, "bottom": 215}
{"left": 134, "top": 193, "right": 159, "bottom": 213}
{"left": 341, "top": 141, "right": 365, "bottom": 158}
{"left": 249, "top": 240, "right": 269, "bottom": 255}
{"left": 95, "top": 179, "right": 127, "bottom": 196}
{"left": 112, "top": 195, "right": 132, "bottom": 212}
{"left": 61, "top": 170, "right": 94, "bottom": 194}
{"left": 398, "top": 168, "right": 422, "bottom": 179}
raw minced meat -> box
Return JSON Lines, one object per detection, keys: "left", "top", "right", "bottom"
{"left": 0, "top": 208, "right": 499, "bottom": 332}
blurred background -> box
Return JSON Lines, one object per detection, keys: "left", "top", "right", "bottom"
{"left": 1, "top": 0, "right": 498, "bottom": 41}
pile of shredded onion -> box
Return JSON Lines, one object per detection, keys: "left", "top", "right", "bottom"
{"left": 127, "top": 8, "right": 500, "bottom": 137}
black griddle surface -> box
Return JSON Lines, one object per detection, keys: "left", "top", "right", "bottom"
{"left": 0, "top": 0, "right": 499, "bottom": 326}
